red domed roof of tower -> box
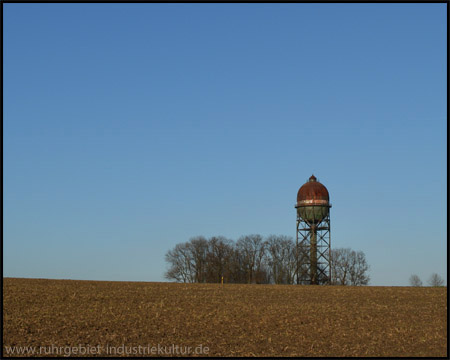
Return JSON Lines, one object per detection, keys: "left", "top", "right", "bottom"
{"left": 296, "top": 174, "right": 329, "bottom": 206}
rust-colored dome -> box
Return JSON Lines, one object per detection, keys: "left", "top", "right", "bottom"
{"left": 296, "top": 175, "right": 329, "bottom": 206}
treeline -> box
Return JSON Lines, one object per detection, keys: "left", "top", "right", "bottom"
{"left": 165, "top": 234, "right": 370, "bottom": 285}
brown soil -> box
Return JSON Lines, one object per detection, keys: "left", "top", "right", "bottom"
{"left": 3, "top": 278, "right": 447, "bottom": 357}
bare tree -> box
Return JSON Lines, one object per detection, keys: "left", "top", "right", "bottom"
{"left": 205, "top": 236, "right": 234, "bottom": 283}
{"left": 330, "top": 248, "right": 350, "bottom": 285}
{"left": 349, "top": 250, "right": 370, "bottom": 285}
{"left": 188, "top": 236, "right": 209, "bottom": 283}
{"left": 427, "top": 273, "right": 445, "bottom": 287}
{"left": 164, "top": 242, "right": 195, "bottom": 283}
{"left": 265, "top": 235, "right": 295, "bottom": 284}
{"left": 236, "top": 234, "right": 267, "bottom": 284}
{"left": 285, "top": 241, "right": 298, "bottom": 285}
{"left": 409, "top": 274, "right": 423, "bottom": 287}
{"left": 227, "top": 247, "right": 247, "bottom": 283}
{"left": 330, "top": 248, "right": 370, "bottom": 286}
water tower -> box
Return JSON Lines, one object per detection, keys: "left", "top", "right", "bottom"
{"left": 295, "top": 175, "right": 331, "bottom": 285}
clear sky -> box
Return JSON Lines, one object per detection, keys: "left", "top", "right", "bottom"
{"left": 4, "top": 3, "right": 447, "bottom": 286}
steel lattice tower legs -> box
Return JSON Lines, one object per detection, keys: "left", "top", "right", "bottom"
{"left": 296, "top": 212, "right": 331, "bottom": 285}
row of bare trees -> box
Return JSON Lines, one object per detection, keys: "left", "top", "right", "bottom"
{"left": 165, "top": 235, "right": 370, "bottom": 285}
{"left": 409, "top": 273, "right": 445, "bottom": 287}
{"left": 165, "top": 235, "right": 269, "bottom": 284}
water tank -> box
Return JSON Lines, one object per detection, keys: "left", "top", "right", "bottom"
{"left": 296, "top": 175, "right": 330, "bottom": 225}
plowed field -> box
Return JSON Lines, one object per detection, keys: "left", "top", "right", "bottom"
{"left": 3, "top": 278, "right": 447, "bottom": 357}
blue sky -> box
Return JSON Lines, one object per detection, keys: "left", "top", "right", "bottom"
{"left": 4, "top": 4, "right": 447, "bottom": 285}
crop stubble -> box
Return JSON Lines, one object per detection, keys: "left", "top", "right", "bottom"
{"left": 3, "top": 278, "right": 447, "bottom": 357}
